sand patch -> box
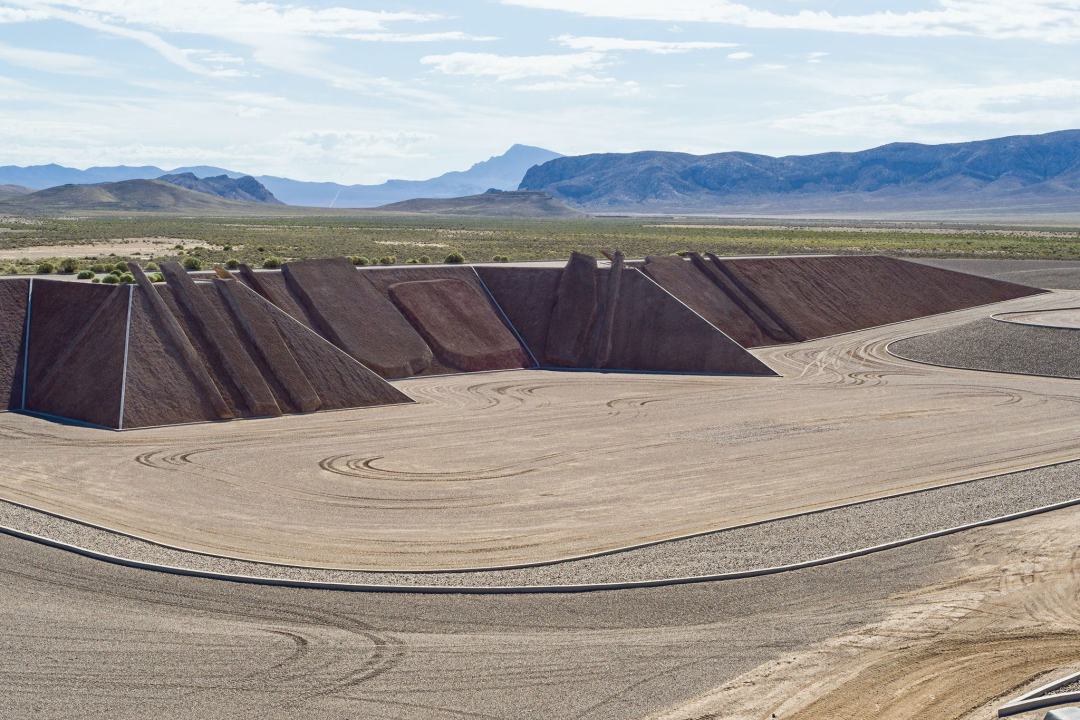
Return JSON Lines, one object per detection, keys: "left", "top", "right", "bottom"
{"left": 0, "top": 237, "right": 219, "bottom": 261}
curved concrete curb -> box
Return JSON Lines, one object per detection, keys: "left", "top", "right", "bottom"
{"left": 885, "top": 333, "right": 1080, "bottom": 382}
{"left": 4, "top": 492, "right": 1080, "bottom": 594}
{"left": 6, "top": 452, "right": 1080, "bottom": 575}
{"left": 999, "top": 669, "right": 1080, "bottom": 717}
{"left": 992, "top": 305, "right": 1080, "bottom": 331}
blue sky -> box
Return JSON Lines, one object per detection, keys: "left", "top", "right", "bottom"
{"left": 0, "top": 0, "right": 1078, "bottom": 183}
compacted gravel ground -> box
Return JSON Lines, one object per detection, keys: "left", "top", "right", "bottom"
{"left": 3, "top": 458, "right": 1080, "bottom": 589}
{"left": 890, "top": 318, "right": 1080, "bottom": 379}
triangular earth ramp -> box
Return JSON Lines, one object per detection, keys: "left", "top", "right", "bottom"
{"left": 712, "top": 255, "right": 1044, "bottom": 346}
{"left": 0, "top": 279, "right": 30, "bottom": 410}
{"left": 479, "top": 255, "right": 775, "bottom": 376}
{"left": 120, "top": 278, "right": 410, "bottom": 429}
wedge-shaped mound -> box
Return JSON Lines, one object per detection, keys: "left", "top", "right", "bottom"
{"left": 641, "top": 255, "right": 767, "bottom": 348}
{"left": 478, "top": 253, "right": 775, "bottom": 375}
{"left": 388, "top": 279, "right": 532, "bottom": 372}
{"left": 714, "top": 255, "right": 1043, "bottom": 344}
{"left": 120, "top": 271, "right": 409, "bottom": 429}
{"left": 281, "top": 257, "right": 433, "bottom": 378}
{"left": 473, "top": 266, "right": 562, "bottom": 360}
{"left": 23, "top": 281, "right": 128, "bottom": 427}
{"left": 0, "top": 279, "right": 29, "bottom": 410}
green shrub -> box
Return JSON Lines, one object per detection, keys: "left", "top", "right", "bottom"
{"left": 145, "top": 262, "right": 159, "bottom": 272}
{"left": 110, "top": 268, "right": 123, "bottom": 277}
{"left": 101, "top": 274, "right": 120, "bottom": 284}
{"left": 225, "top": 258, "right": 240, "bottom": 269}
{"left": 36, "top": 261, "right": 55, "bottom": 274}
{"left": 91, "top": 263, "right": 107, "bottom": 273}
{"left": 405, "top": 258, "right": 419, "bottom": 264}
{"left": 76, "top": 270, "right": 94, "bottom": 279}
{"left": 60, "top": 257, "right": 79, "bottom": 273}
{"left": 256, "top": 246, "right": 266, "bottom": 252}
{"left": 444, "top": 252, "right": 465, "bottom": 264}
{"left": 91, "top": 278, "right": 101, "bottom": 283}
{"left": 350, "top": 256, "right": 370, "bottom": 266}
{"left": 262, "top": 256, "right": 282, "bottom": 269}
{"left": 3, "top": 266, "right": 17, "bottom": 275}
{"left": 223, "top": 245, "right": 232, "bottom": 251}
{"left": 172, "top": 244, "right": 184, "bottom": 250}
{"left": 148, "top": 272, "right": 164, "bottom": 283}
{"left": 418, "top": 255, "right": 431, "bottom": 264}
{"left": 119, "top": 272, "right": 136, "bottom": 284}
{"left": 378, "top": 256, "right": 396, "bottom": 265}
{"left": 492, "top": 255, "right": 510, "bottom": 262}
{"left": 114, "top": 261, "right": 127, "bottom": 272}
{"left": 182, "top": 256, "right": 202, "bottom": 271}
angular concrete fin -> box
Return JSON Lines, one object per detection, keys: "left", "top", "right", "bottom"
{"left": 545, "top": 251, "right": 599, "bottom": 367}
{"left": 128, "top": 263, "right": 234, "bottom": 420}
{"left": 160, "top": 261, "right": 280, "bottom": 418}
{"left": 215, "top": 278, "right": 322, "bottom": 413}
{"left": 0, "top": 279, "right": 31, "bottom": 410}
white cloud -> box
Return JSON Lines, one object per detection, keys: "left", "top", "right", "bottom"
{"left": 773, "top": 78, "right": 1080, "bottom": 136}
{"left": 517, "top": 75, "right": 640, "bottom": 94}
{"left": 342, "top": 32, "right": 497, "bottom": 42}
{"left": 754, "top": 63, "right": 787, "bottom": 70}
{"left": 807, "top": 51, "right": 828, "bottom": 63}
{"left": 421, "top": 51, "right": 606, "bottom": 80}
{"left": 555, "top": 35, "right": 737, "bottom": 54}
{"left": 727, "top": 51, "right": 753, "bottom": 60}
{"left": 499, "top": 0, "right": 1080, "bottom": 44}
{"left": 0, "top": 42, "right": 114, "bottom": 76}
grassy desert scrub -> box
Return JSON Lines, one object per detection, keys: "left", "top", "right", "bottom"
{"left": 59, "top": 257, "right": 79, "bottom": 273}
{"left": 225, "top": 258, "right": 240, "bottom": 269}
{"left": 101, "top": 273, "right": 120, "bottom": 284}
{"left": 444, "top": 252, "right": 466, "bottom": 264}
{"left": 350, "top": 255, "right": 370, "bottom": 265}
{"left": 36, "top": 261, "right": 54, "bottom": 274}
{"left": 76, "top": 270, "right": 94, "bottom": 279}
{"left": 262, "top": 256, "right": 282, "bottom": 268}
{"left": 182, "top": 256, "right": 202, "bottom": 270}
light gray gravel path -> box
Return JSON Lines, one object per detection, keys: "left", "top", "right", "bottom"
{"left": 912, "top": 258, "right": 1080, "bottom": 290}
{"left": 890, "top": 318, "right": 1080, "bottom": 379}
{"left": 4, "top": 458, "right": 1080, "bottom": 588}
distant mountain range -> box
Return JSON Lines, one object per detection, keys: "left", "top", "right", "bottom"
{"left": 0, "top": 179, "right": 272, "bottom": 214}
{"left": 157, "top": 173, "right": 282, "bottom": 204}
{"left": 377, "top": 190, "right": 582, "bottom": 217}
{"left": 519, "top": 130, "right": 1080, "bottom": 216}
{"left": 0, "top": 144, "right": 562, "bottom": 208}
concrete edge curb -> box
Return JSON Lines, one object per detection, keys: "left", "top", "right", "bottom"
{"left": 999, "top": 668, "right": 1080, "bottom": 716}
{"left": 5, "top": 453, "right": 1080, "bottom": 575}
{"left": 4, "top": 492, "right": 1080, "bottom": 594}
{"left": 992, "top": 304, "right": 1080, "bottom": 331}
{"left": 885, "top": 331, "right": 1080, "bottom": 382}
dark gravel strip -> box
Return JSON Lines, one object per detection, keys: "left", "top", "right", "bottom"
{"left": 2, "top": 459, "right": 1080, "bottom": 588}
{"left": 890, "top": 318, "right": 1080, "bottom": 379}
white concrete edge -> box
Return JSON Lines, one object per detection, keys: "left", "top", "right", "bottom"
{"left": 999, "top": 668, "right": 1080, "bottom": 715}
{"left": 4, "top": 486, "right": 1080, "bottom": 594}
{"left": 117, "top": 284, "right": 134, "bottom": 430}
{"left": 4, "top": 453, "right": 1080, "bottom": 575}
{"left": 470, "top": 265, "right": 541, "bottom": 368}
{"left": 992, "top": 304, "right": 1080, "bottom": 331}
{"left": 20, "top": 277, "right": 32, "bottom": 410}
{"left": 885, "top": 332, "right": 1080, "bottom": 382}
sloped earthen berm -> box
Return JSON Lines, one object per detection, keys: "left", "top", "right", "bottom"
{"left": 0, "top": 253, "right": 1040, "bottom": 429}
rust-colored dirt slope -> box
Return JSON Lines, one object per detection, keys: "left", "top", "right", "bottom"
{"left": 281, "top": 257, "right": 432, "bottom": 378}
{"left": 478, "top": 253, "right": 775, "bottom": 375}
{"left": 364, "top": 265, "right": 535, "bottom": 374}
{"left": 388, "top": 279, "right": 532, "bottom": 372}
{"left": 473, "top": 265, "right": 562, "bottom": 360}
{"left": 641, "top": 255, "right": 766, "bottom": 347}
{"left": 120, "top": 272, "right": 410, "bottom": 429}
{"left": 23, "top": 281, "right": 128, "bottom": 428}
{"left": 715, "top": 255, "right": 1043, "bottom": 344}
{"left": 0, "top": 279, "right": 29, "bottom": 410}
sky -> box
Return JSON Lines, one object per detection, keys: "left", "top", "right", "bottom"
{"left": 0, "top": 0, "right": 1078, "bottom": 183}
